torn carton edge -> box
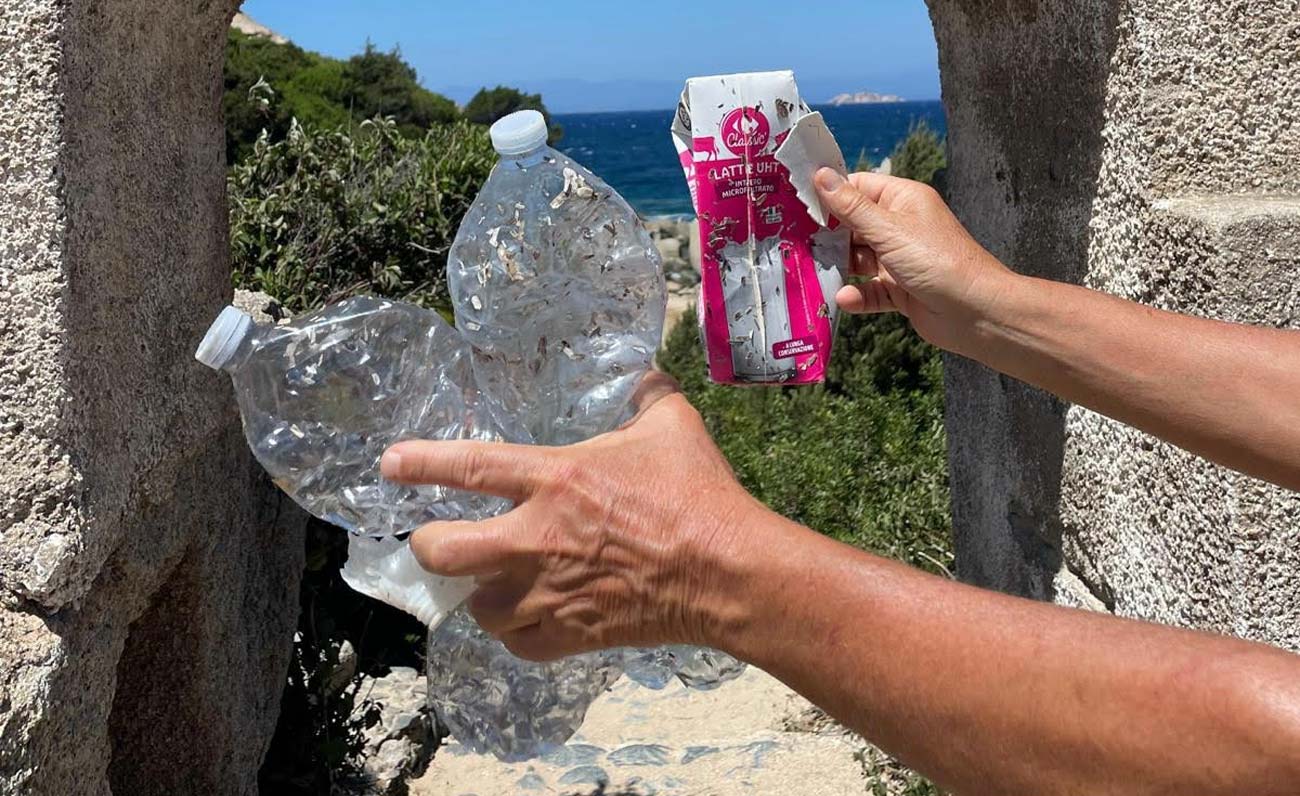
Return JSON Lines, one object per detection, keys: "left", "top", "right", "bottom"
{"left": 774, "top": 112, "right": 847, "bottom": 228}
{"left": 672, "top": 90, "right": 847, "bottom": 229}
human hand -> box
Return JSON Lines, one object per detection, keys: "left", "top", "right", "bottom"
{"left": 379, "top": 373, "right": 769, "bottom": 661}
{"left": 814, "top": 169, "right": 1013, "bottom": 355}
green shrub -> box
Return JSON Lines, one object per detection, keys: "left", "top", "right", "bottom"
{"left": 224, "top": 30, "right": 313, "bottom": 163}
{"left": 888, "top": 120, "right": 947, "bottom": 186}
{"left": 463, "top": 85, "right": 564, "bottom": 144}
{"left": 228, "top": 117, "right": 495, "bottom": 314}
{"left": 223, "top": 30, "right": 461, "bottom": 163}
{"left": 341, "top": 43, "right": 460, "bottom": 138}
{"left": 658, "top": 310, "right": 953, "bottom": 575}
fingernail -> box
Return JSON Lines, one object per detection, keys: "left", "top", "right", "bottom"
{"left": 380, "top": 449, "right": 402, "bottom": 478}
{"left": 816, "top": 168, "right": 845, "bottom": 192}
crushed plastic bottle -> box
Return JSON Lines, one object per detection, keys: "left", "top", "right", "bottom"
{"left": 195, "top": 296, "right": 507, "bottom": 535}
{"left": 432, "top": 110, "right": 743, "bottom": 758}
{"left": 446, "top": 110, "right": 666, "bottom": 445}
{"left": 193, "top": 296, "right": 502, "bottom": 626}
{"left": 618, "top": 645, "right": 748, "bottom": 691}
{"left": 197, "top": 110, "right": 746, "bottom": 762}
{"left": 427, "top": 608, "right": 624, "bottom": 762}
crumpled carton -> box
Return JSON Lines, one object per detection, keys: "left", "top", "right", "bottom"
{"left": 672, "top": 70, "right": 850, "bottom": 385}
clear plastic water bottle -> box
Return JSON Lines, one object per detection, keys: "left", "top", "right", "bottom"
{"left": 446, "top": 110, "right": 667, "bottom": 445}
{"left": 427, "top": 608, "right": 624, "bottom": 762}
{"left": 194, "top": 295, "right": 503, "bottom": 626}
{"left": 429, "top": 111, "right": 743, "bottom": 759}
{"left": 198, "top": 112, "right": 747, "bottom": 762}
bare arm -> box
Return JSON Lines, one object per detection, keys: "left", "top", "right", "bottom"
{"left": 377, "top": 172, "right": 1300, "bottom": 793}
{"left": 973, "top": 276, "right": 1300, "bottom": 489}
{"left": 723, "top": 512, "right": 1300, "bottom": 795}
{"left": 812, "top": 169, "right": 1300, "bottom": 490}
{"left": 381, "top": 382, "right": 1300, "bottom": 796}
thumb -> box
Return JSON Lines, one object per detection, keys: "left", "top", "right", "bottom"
{"left": 814, "top": 168, "right": 890, "bottom": 244}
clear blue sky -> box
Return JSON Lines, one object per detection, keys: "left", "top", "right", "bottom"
{"left": 239, "top": 0, "right": 940, "bottom": 113}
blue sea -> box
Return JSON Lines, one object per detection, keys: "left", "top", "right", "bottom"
{"left": 552, "top": 101, "right": 946, "bottom": 218}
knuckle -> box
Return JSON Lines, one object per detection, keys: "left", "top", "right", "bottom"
{"left": 673, "top": 400, "right": 709, "bottom": 436}
{"left": 563, "top": 469, "right": 607, "bottom": 519}
{"left": 409, "top": 532, "right": 450, "bottom": 573}
{"left": 838, "top": 191, "right": 868, "bottom": 218}
{"left": 455, "top": 445, "right": 491, "bottom": 493}
{"left": 548, "top": 458, "right": 591, "bottom": 500}
{"left": 532, "top": 517, "right": 568, "bottom": 558}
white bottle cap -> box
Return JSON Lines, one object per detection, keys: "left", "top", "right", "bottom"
{"left": 489, "top": 110, "right": 548, "bottom": 156}
{"left": 195, "top": 305, "right": 254, "bottom": 370}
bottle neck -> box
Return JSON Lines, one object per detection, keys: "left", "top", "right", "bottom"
{"left": 499, "top": 145, "right": 547, "bottom": 169}
{"left": 219, "top": 328, "right": 258, "bottom": 374}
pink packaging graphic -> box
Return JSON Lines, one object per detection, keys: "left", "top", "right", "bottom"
{"left": 672, "top": 71, "right": 850, "bottom": 385}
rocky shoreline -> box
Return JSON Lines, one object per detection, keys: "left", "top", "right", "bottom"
{"left": 643, "top": 218, "right": 701, "bottom": 342}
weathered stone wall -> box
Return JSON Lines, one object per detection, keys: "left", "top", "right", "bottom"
{"left": 929, "top": 0, "right": 1300, "bottom": 648}
{"left": 0, "top": 2, "right": 306, "bottom": 794}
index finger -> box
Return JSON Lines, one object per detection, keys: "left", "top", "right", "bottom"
{"left": 381, "top": 439, "right": 551, "bottom": 501}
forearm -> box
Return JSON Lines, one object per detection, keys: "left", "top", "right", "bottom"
{"left": 965, "top": 273, "right": 1300, "bottom": 490}
{"left": 702, "top": 511, "right": 1300, "bottom": 795}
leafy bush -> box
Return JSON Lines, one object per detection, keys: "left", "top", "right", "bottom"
{"left": 888, "top": 120, "right": 946, "bottom": 185}
{"left": 224, "top": 30, "right": 460, "bottom": 163}
{"left": 342, "top": 43, "right": 460, "bottom": 138}
{"left": 850, "top": 121, "right": 947, "bottom": 184}
{"left": 658, "top": 310, "right": 952, "bottom": 575}
{"left": 228, "top": 117, "right": 495, "bottom": 314}
{"left": 463, "top": 85, "right": 564, "bottom": 144}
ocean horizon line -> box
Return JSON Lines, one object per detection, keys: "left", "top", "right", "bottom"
{"left": 551, "top": 98, "right": 944, "bottom": 117}
{"left": 553, "top": 99, "right": 948, "bottom": 218}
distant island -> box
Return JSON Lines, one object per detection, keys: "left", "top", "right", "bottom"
{"left": 826, "top": 91, "right": 906, "bottom": 105}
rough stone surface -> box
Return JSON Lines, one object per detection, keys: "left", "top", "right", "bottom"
{"left": 411, "top": 668, "right": 873, "bottom": 796}
{"left": 0, "top": 2, "right": 307, "bottom": 794}
{"left": 929, "top": 0, "right": 1300, "bottom": 649}
{"left": 645, "top": 219, "right": 701, "bottom": 345}
{"left": 351, "top": 667, "right": 438, "bottom": 796}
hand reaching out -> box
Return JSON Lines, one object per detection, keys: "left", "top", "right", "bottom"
{"left": 380, "top": 372, "right": 769, "bottom": 661}
{"left": 813, "top": 168, "right": 1011, "bottom": 355}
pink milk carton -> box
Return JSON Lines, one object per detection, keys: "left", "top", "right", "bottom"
{"left": 672, "top": 71, "right": 850, "bottom": 385}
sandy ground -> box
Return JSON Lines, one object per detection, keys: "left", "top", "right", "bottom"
{"left": 410, "top": 666, "right": 869, "bottom": 796}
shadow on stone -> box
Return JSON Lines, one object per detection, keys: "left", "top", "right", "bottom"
{"left": 927, "top": 0, "right": 1122, "bottom": 601}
